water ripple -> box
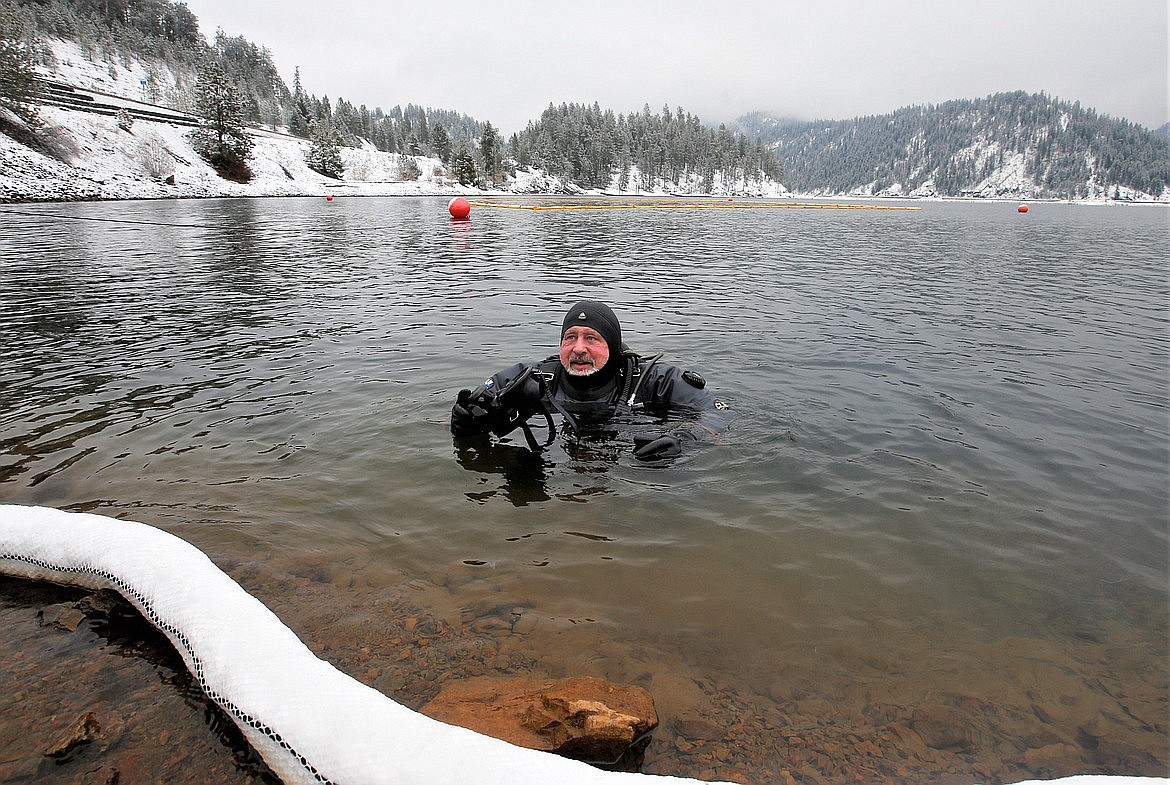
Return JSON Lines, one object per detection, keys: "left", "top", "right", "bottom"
{"left": 1, "top": 197, "right": 1166, "bottom": 691}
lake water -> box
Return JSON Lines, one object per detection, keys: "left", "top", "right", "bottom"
{"left": 0, "top": 196, "right": 1166, "bottom": 784}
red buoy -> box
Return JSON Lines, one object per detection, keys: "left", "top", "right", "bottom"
{"left": 449, "top": 197, "right": 471, "bottom": 219}
{"left": 1017, "top": 204, "right": 1028, "bottom": 213}
{"left": 326, "top": 194, "right": 334, "bottom": 202}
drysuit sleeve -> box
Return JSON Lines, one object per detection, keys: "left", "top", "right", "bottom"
{"left": 632, "top": 364, "right": 730, "bottom": 459}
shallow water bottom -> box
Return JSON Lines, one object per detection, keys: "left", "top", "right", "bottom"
{"left": 0, "top": 580, "right": 275, "bottom": 784}
{"left": 1, "top": 547, "right": 1165, "bottom": 785}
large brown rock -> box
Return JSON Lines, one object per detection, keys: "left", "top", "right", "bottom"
{"left": 44, "top": 711, "right": 102, "bottom": 758}
{"left": 421, "top": 675, "right": 659, "bottom": 764}
{"left": 910, "top": 704, "right": 984, "bottom": 753}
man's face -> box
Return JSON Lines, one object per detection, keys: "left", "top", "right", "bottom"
{"left": 559, "top": 326, "right": 610, "bottom": 377}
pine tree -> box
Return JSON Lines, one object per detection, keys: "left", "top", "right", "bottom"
{"left": 160, "top": 2, "right": 200, "bottom": 45}
{"left": 431, "top": 123, "right": 452, "bottom": 163}
{"left": 406, "top": 131, "right": 422, "bottom": 155}
{"left": 452, "top": 140, "right": 477, "bottom": 185}
{"left": 0, "top": 18, "right": 39, "bottom": 122}
{"left": 396, "top": 153, "right": 421, "bottom": 181}
{"left": 190, "top": 58, "right": 254, "bottom": 182}
{"left": 288, "top": 67, "right": 310, "bottom": 137}
{"left": 479, "top": 120, "right": 500, "bottom": 181}
{"left": 305, "top": 119, "right": 344, "bottom": 178}
{"left": 417, "top": 108, "right": 429, "bottom": 148}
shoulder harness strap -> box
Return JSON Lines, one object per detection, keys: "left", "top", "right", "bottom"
{"left": 531, "top": 356, "right": 580, "bottom": 438}
{"left": 619, "top": 352, "right": 662, "bottom": 411}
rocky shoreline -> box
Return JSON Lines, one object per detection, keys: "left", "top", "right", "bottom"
{"left": 1, "top": 560, "right": 1164, "bottom": 785}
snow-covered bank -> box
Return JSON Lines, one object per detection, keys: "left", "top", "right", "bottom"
{"left": 0, "top": 103, "right": 481, "bottom": 202}
{"left": 0, "top": 102, "right": 785, "bottom": 203}
{"left": 0, "top": 37, "right": 790, "bottom": 203}
{"left": 3, "top": 36, "right": 1160, "bottom": 204}
{"left": 1003, "top": 779, "right": 1167, "bottom": 785}
{"left": 6, "top": 103, "right": 1161, "bottom": 205}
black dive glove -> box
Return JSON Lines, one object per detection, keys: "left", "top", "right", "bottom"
{"left": 451, "top": 386, "right": 499, "bottom": 436}
{"left": 633, "top": 432, "right": 683, "bottom": 461}
{"left": 451, "top": 369, "right": 545, "bottom": 438}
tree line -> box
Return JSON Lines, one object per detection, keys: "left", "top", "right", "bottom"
{"left": 734, "top": 92, "right": 1170, "bottom": 199}
{"left": 2, "top": 0, "right": 489, "bottom": 181}
{"left": 508, "top": 101, "right": 783, "bottom": 192}
{"left": 11, "top": 2, "right": 1159, "bottom": 197}
{"left": 3, "top": 0, "right": 783, "bottom": 191}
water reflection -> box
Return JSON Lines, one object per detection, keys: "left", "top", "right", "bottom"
{"left": 452, "top": 424, "right": 642, "bottom": 507}
{"left": 454, "top": 436, "right": 552, "bottom": 506}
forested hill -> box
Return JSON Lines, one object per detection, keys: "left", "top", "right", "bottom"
{"left": 508, "top": 102, "right": 784, "bottom": 193}
{"left": 4, "top": 2, "right": 1164, "bottom": 198}
{"left": 732, "top": 93, "right": 1170, "bottom": 200}
{"left": 3, "top": 0, "right": 781, "bottom": 192}
{"left": 2, "top": 0, "right": 485, "bottom": 154}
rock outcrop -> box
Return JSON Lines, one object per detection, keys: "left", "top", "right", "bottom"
{"left": 421, "top": 675, "right": 659, "bottom": 765}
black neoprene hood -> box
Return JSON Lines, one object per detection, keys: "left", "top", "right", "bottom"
{"left": 561, "top": 300, "right": 622, "bottom": 354}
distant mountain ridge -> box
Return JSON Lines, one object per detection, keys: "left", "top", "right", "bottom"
{"left": 731, "top": 93, "right": 1170, "bottom": 200}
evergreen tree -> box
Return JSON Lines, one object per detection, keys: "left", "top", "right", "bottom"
{"left": 305, "top": 118, "right": 344, "bottom": 178}
{"left": 430, "top": 123, "right": 452, "bottom": 163}
{"left": 405, "top": 130, "right": 422, "bottom": 155}
{"left": 331, "top": 96, "right": 358, "bottom": 145}
{"left": 396, "top": 153, "right": 421, "bottom": 181}
{"left": 159, "top": 1, "right": 199, "bottom": 45}
{"left": 452, "top": 140, "right": 477, "bottom": 185}
{"left": 0, "top": 17, "right": 39, "bottom": 122}
{"left": 357, "top": 104, "right": 372, "bottom": 140}
{"left": 416, "top": 107, "right": 429, "bottom": 148}
{"left": 289, "top": 66, "right": 311, "bottom": 137}
{"left": 510, "top": 100, "right": 782, "bottom": 193}
{"left": 189, "top": 58, "right": 254, "bottom": 181}
{"left": 384, "top": 119, "right": 398, "bottom": 153}
{"left": 479, "top": 120, "right": 500, "bottom": 181}
{"left": 211, "top": 30, "right": 282, "bottom": 123}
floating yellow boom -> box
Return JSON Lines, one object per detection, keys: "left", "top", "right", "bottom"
{"left": 466, "top": 199, "right": 921, "bottom": 211}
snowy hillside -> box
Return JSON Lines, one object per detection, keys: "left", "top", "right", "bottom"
{"left": 13, "top": 26, "right": 762, "bottom": 202}
{"left": 0, "top": 102, "right": 487, "bottom": 201}
{"left": 0, "top": 38, "right": 460, "bottom": 201}
{"left": 734, "top": 96, "right": 1170, "bottom": 202}
{"left": 1, "top": 97, "right": 786, "bottom": 202}
{"left": 1, "top": 37, "right": 786, "bottom": 203}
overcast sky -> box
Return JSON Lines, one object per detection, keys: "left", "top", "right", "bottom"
{"left": 179, "top": 0, "right": 1168, "bottom": 134}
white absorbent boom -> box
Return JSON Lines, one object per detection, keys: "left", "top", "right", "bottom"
{"left": 0, "top": 504, "right": 727, "bottom": 785}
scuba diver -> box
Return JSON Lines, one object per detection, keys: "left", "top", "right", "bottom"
{"left": 449, "top": 300, "right": 728, "bottom": 461}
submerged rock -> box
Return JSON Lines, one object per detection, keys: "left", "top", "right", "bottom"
{"left": 37, "top": 602, "right": 87, "bottom": 632}
{"left": 44, "top": 711, "right": 102, "bottom": 758}
{"left": 421, "top": 675, "right": 659, "bottom": 765}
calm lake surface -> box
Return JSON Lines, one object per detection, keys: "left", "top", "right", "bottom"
{"left": 1, "top": 196, "right": 1166, "bottom": 783}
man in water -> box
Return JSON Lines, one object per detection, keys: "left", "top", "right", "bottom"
{"left": 450, "top": 300, "right": 727, "bottom": 461}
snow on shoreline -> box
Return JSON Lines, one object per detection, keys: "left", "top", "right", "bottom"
{"left": 0, "top": 103, "right": 487, "bottom": 202}
{"left": 2, "top": 36, "right": 1165, "bottom": 205}
{"left": 4, "top": 104, "right": 1168, "bottom": 208}
{"left": 1002, "top": 779, "right": 1167, "bottom": 785}
{"left": 4, "top": 104, "right": 1165, "bottom": 206}
{"left": 1, "top": 103, "right": 783, "bottom": 203}
{"left": 2, "top": 32, "right": 782, "bottom": 204}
